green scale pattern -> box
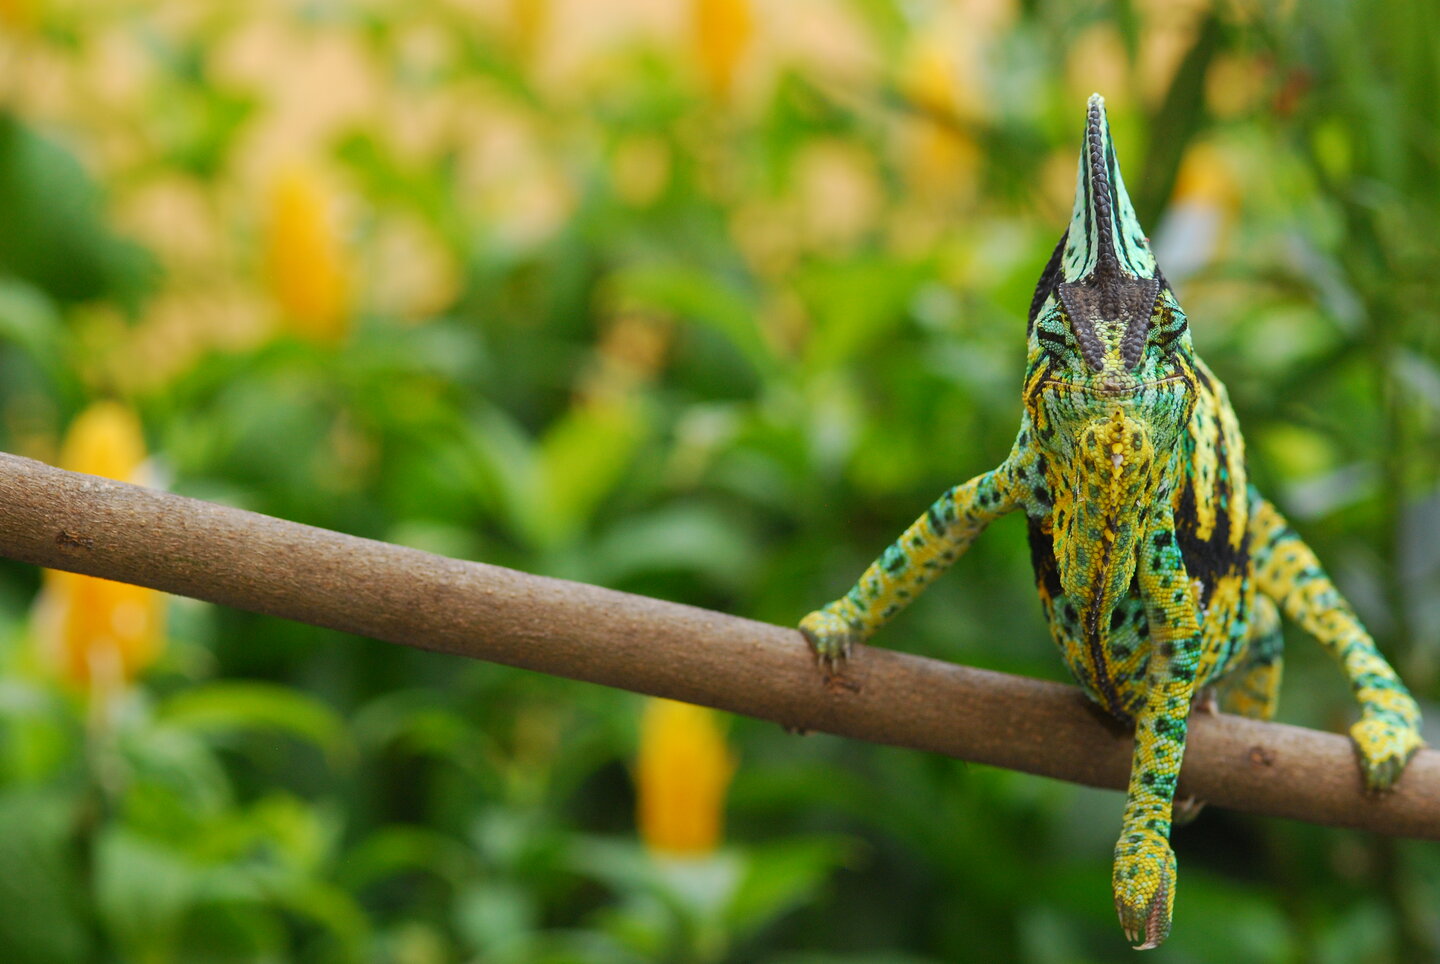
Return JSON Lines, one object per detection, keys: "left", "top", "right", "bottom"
{"left": 799, "top": 94, "right": 1423, "bottom": 950}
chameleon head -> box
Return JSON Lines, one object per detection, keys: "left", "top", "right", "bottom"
{"left": 1024, "top": 93, "right": 1197, "bottom": 474}
{"left": 1024, "top": 94, "right": 1198, "bottom": 617}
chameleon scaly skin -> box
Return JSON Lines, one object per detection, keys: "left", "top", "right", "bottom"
{"left": 798, "top": 94, "right": 1423, "bottom": 950}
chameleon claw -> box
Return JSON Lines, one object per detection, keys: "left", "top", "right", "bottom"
{"left": 1112, "top": 829, "right": 1175, "bottom": 951}
{"left": 1116, "top": 875, "right": 1171, "bottom": 950}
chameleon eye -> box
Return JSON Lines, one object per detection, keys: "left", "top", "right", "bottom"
{"left": 1147, "top": 301, "right": 1188, "bottom": 355}
{"left": 1032, "top": 308, "right": 1080, "bottom": 364}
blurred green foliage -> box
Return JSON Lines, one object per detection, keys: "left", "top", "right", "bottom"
{"left": 0, "top": 0, "right": 1437, "bottom": 961}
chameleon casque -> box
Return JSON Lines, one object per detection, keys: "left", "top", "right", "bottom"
{"left": 798, "top": 94, "right": 1423, "bottom": 950}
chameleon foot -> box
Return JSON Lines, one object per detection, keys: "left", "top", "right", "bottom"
{"left": 1112, "top": 828, "right": 1175, "bottom": 950}
{"left": 1349, "top": 716, "right": 1423, "bottom": 793}
{"left": 798, "top": 608, "right": 863, "bottom": 678}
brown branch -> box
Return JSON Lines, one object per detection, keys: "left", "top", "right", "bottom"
{"left": 0, "top": 451, "right": 1435, "bottom": 838}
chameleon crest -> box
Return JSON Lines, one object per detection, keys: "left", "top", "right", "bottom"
{"left": 799, "top": 94, "right": 1423, "bottom": 950}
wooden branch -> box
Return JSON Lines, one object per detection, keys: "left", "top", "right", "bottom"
{"left": 0, "top": 451, "right": 1434, "bottom": 839}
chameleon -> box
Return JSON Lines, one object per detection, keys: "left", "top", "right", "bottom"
{"left": 798, "top": 93, "right": 1423, "bottom": 950}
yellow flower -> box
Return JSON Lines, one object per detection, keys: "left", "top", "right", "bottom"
{"left": 511, "top": 0, "right": 548, "bottom": 57}
{"left": 37, "top": 402, "right": 165, "bottom": 689}
{"left": 897, "top": 38, "right": 980, "bottom": 203}
{"left": 264, "top": 163, "right": 352, "bottom": 343}
{"left": 636, "top": 698, "right": 736, "bottom": 856}
{"left": 693, "top": 0, "right": 752, "bottom": 102}
{"left": 0, "top": 0, "right": 35, "bottom": 31}
{"left": 900, "top": 38, "right": 961, "bottom": 119}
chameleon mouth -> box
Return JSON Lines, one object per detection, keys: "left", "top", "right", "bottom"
{"left": 1040, "top": 375, "right": 1186, "bottom": 399}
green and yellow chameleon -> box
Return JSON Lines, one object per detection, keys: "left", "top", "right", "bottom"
{"left": 799, "top": 94, "right": 1423, "bottom": 950}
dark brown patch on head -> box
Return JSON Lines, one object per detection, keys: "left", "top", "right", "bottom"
{"left": 1057, "top": 277, "right": 1160, "bottom": 372}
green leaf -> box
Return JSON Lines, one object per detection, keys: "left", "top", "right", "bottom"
{"left": 533, "top": 397, "right": 648, "bottom": 548}
{"left": 336, "top": 825, "right": 477, "bottom": 893}
{"left": 608, "top": 264, "right": 776, "bottom": 378}
{"left": 0, "top": 280, "right": 61, "bottom": 366}
{"left": 454, "top": 881, "right": 539, "bottom": 957}
{"left": 0, "top": 113, "right": 156, "bottom": 307}
{"left": 271, "top": 879, "right": 371, "bottom": 961}
{"left": 796, "top": 257, "right": 930, "bottom": 370}
{"left": 725, "top": 838, "right": 850, "bottom": 938}
{"left": 95, "top": 828, "right": 195, "bottom": 961}
{"left": 158, "top": 682, "right": 355, "bottom": 769}
{"left": 0, "top": 789, "right": 90, "bottom": 964}
{"left": 119, "top": 724, "right": 234, "bottom": 835}
{"left": 238, "top": 794, "right": 345, "bottom": 876}
{"left": 590, "top": 502, "right": 759, "bottom": 591}
{"left": 464, "top": 403, "right": 542, "bottom": 543}
{"left": 351, "top": 690, "right": 489, "bottom": 762}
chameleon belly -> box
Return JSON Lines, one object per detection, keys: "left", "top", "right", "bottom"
{"left": 798, "top": 94, "right": 1423, "bottom": 950}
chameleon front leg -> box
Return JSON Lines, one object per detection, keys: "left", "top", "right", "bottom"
{"left": 1113, "top": 510, "right": 1202, "bottom": 950}
{"left": 799, "top": 467, "right": 1017, "bottom": 673}
{"left": 1249, "top": 489, "right": 1423, "bottom": 790}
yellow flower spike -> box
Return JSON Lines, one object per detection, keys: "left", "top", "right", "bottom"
{"left": 693, "top": 0, "right": 752, "bottom": 103}
{"left": 0, "top": 0, "right": 35, "bottom": 32}
{"left": 37, "top": 402, "right": 165, "bottom": 690}
{"left": 636, "top": 698, "right": 736, "bottom": 857}
{"left": 896, "top": 38, "right": 980, "bottom": 203}
{"left": 264, "top": 163, "right": 352, "bottom": 344}
{"left": 899, "top": 38, "right": 961, "bottom": 118}
{"left": 510, "top": 0, "right": 549, "bottom": 58}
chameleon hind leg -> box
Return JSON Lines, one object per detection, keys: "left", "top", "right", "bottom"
{"left": 1173, "top": 596, "right": 1284, "bottom": 826}
{"left": 798, "top": 468, "right": 1016, "bottom": 674}
{"left": 1249, "top": 488, "right": 1422, "bottom": 791}
{"left": 1217, "top": 594, "right": 1283, "bottom": 721}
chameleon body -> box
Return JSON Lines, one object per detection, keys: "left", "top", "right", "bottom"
{"left": 798, "top": 94, "right": 1423, "bottom": 950}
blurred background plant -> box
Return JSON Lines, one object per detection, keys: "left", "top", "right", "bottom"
{"left": 0, "top": 0, "right": 1436, "bottom": 960}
